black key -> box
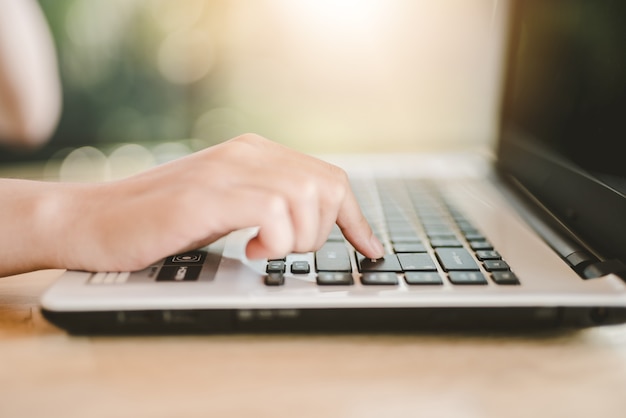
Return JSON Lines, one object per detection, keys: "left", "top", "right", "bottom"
{"left": 317, "top": 272, "right": 354, "bottom": 285}
{"left": 386, "top": 221, "right": 415, "bottom": 232}
{"left": 448, "top": 211, "right": 467, "bottom": 222}
{"left": 291, "top": 261, "right": 310, "bottom": 274}
{"left": 404, "top": 272, "right": 443, "bottom": 285}
{"left": 469, "top": 240, "right": 493, "bottom": 251}
{"left": 389, "top": 229, "right": 421, "bottom": 239}
{"left": 435, "top": 248, "right": 480, "bottom": 271}
{"left": 463, "top": 232, "right": 485, "bottom": 241}
{"left": 361, "top": 272, "right": 399, "bottom": 285}
{"left": 358, "top": 254, "right": 402, "bottom": 272}
{"left": 421, "top": 221, "right": 449, "bottom": 231}
{"left": 448, "top": 271, "right": 488, "bottom": 285}
{"left": 265, "top": 272, "right": 285, "bottom": 286}
{"left": 456, "top": 221, "right": 477, "bottom": 232}
{"left": 316, "top": 242, "right": 352, "bottom": 272}
{"left": 483, "top": 260, "right": 510, "bottom": 271}
{"left": 423, "top": 225, "right": 455, "bottom": 236}
{"left": 397, "top": 253, "right": 437, "bottom": 271}
{"left": 383, "top": 211, "right": 410, "bottom": 221}
{"left": 491, "top": 271, "right": 520, "bottom": 285}
{"left": 426, "top": 231, "right": 457, "bottom": 239}
{"left": 266, "top": 260, "right": 286, "bottom": 273}
{"left": 419, "top": 218, "right": 448, "bottom": 228}
{"left": 476, "top": 250, "right": 501, "bottom": 260}
{"left": 430, "top": 237, "right": 462, "bottom": 248}
{"left": 393, "top": 242, "right": 427, "bottom": 253}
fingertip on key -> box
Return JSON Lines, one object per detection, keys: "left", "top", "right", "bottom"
{"left": 369, "top": 235, "right": 385, "bottom": 259}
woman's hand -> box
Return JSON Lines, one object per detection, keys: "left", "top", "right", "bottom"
{"left": 2, "top": 134, "right": 384, "bottom": 276}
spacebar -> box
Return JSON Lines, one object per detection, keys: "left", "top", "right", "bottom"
{"left": 315, "top": 242, "right": 352, "bottom": 272}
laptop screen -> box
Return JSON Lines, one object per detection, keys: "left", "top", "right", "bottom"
{"left": 498, "top": 0, "right": 626, "bottom": 262}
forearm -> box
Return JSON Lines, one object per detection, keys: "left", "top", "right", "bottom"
{"left": 0, "top": 177, "right": 152, "bottom": 277}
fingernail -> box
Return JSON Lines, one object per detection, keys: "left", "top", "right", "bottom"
{"left": 370, "top": 235, "right": 385, "bottom": 258}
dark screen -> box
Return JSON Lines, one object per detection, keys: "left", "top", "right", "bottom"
{"left": 499, "top": 0, "right": 626, "bottom": 262}
{"left": 502, "top": 0, "right": 626, "bottom": 182}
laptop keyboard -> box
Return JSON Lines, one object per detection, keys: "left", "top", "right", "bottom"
{"left": 265, "top": 178, "right": 519, "bottom": 287}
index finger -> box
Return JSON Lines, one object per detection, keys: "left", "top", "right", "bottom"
{"left": 336, "top": 188, "right": 385, "bottom": 259}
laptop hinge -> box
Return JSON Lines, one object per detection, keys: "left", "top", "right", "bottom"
{"left": 565, "top": 251, "right": 597, "bottom": 275}
{"left": 492, "top": 171, "right": 623, "bottom": 280}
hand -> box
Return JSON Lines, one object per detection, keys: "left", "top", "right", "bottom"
{"left": 13, "top": 134, "right": 384, "bottom": 274}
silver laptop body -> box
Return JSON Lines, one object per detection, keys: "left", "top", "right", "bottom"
{"left": 40, "top": 0, "right": 626, "bottom": 333}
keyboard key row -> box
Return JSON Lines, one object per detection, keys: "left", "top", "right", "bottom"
{"left": 264, "top": 270, "right": 519, "bottom": 286}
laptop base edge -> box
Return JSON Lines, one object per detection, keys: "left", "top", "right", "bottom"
{"left": 41, "top": 306, "right": 626, "bottom": 336}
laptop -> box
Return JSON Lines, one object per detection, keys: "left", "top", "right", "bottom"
{"left": 40, "top": 0, "right": 626, "bottom": 333}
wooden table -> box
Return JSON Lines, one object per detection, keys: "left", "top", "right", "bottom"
{"left": 1, "top": 269, "right": 626, "bottom": 418}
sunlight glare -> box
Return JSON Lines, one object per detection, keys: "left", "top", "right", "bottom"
{"left": 275, "top": 0, "right": 387, "bottom": 34}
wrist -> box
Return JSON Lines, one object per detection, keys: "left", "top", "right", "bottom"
{"left": 0, "top": 179, "right": 84, "bottom": 276}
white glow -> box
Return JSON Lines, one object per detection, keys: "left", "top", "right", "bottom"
{"left": 224, "top": 0, "right": 505, "bottom": 152}
{"left": 275, "top": 0, "right": 386, "bottom": 31}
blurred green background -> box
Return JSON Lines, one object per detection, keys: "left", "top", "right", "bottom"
{"left": 1, "top": 0, "right": 507, "bottom": 164}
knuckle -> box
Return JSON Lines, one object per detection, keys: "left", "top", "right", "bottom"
{"left": 325, "top": 164, "right": 349, "bottom": 200}
{"left": 329, "top": 163, "right": 350, "bottom": 184}
{"left": 329, "top": 177, "right": 348, "bottom": 203}
{"left": 232, "top": 133, "right": 266, "bottom": 148}
{"left": 298, "top": 177, "right": 319, "bottom": 202}
{"left": 224, "top": 134, "right": 274, "bottom": 162}
{"left": 263, "top": 194, "right": 290, "bottom": 218}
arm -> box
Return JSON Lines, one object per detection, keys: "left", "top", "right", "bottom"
{"left": 1, "top": 134, "right": 384, "bottom": 277}
{"left": 0, "top": 0, "right": 61, "bottom": 147}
